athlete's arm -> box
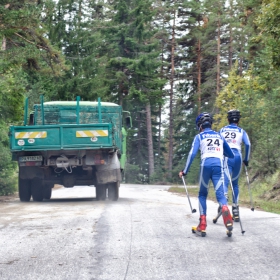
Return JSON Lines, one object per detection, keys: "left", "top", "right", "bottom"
{"left": 242, "top": 130, "right": 251, "bottom": 162}
{"left": 182, "top": 135, "right": 200, "bottom": 174}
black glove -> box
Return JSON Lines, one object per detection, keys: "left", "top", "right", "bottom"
{"left": 243, "top": 160, "right": 249, "bottom": 166}
{"left": 178, "top": 170, "right": 186, "bottom": 177}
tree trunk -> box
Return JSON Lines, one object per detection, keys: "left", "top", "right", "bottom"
{"left": 239, "top": 55, "right": 243, "bottom": 76}
{"left": 146, "top": 102, "right": 154, "bottom": 179}
{"left": 167, "top": 12, "right": 176, "bottom": 180}
{"left": 119, "top": 90, "right": 123, "bottom": 107}
{"left": 229, "top": 0, "right": 233, "bottom": 70}
{"left": 158, "top": 40, "right": 165, "bottom": 166}
{"left": 158, "top": 103, "right": 162, "bottom": 164}
{"left": 197, "top": 39, "right": 201, "bottom": 113}
{"left": 2, "top": 36, "right": 6, "bottom": 51}
{"left": 216, "top": 14, "right": 221, "bottom": 95}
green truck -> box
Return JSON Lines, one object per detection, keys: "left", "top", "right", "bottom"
{"left": 9, "top": 96, "right": 131, "bottom": 202}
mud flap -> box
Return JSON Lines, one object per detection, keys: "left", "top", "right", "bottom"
{"left": 95, "top": 153, "right": 121, "bottom": 184}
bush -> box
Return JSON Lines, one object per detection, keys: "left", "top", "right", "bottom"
{"left": 123, "top": 163, "right": 143, "bottom": 184}
{"left": 0, "top": 169, "right": 17, "bottom": 196}
{"left": 0, "top": 123, "right": 18, "bottom": 195}
{"left": 149, "top": 168, "right": 171, "bottom": 185}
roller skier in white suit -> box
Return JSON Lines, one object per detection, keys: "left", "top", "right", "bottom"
{"left": 220, "top": 109, "right": 251, "bottom": 222}
{"left": 179, "top": 112, "right": 234, "bottom": 237}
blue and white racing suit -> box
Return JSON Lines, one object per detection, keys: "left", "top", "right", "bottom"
{"left": 182, "top": 128, "right": 234, "bottom": 215}
{"left": 220, "top": 123, "right": 251, "bottom": 204}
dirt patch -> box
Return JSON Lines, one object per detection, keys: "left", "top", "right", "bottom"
{"left": 260, "top": 187, "right": 280, "bottom": 202}
{"left": 53, "top": 184, "right": 63, "bottom": 189}
{"left": 0, "top": 193, "right": 19, "bottom": 202}
{"left": 259, "top": 180, "right": 280, "bottom": 201}
{"left": 0, "top": 185, "right": 63, "bottom": 202}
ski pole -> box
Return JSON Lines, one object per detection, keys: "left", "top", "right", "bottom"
{"left": 181, "top": 176, "right": 197, "bottom": 213}
{"left": 244, "top": 166, "right": 254, "bottom": 211}
{"left": 226, "top": 165, "right": 245, "bottom": 235}
{"left": 213, "top": 166, "right": 229, "bottom": 224}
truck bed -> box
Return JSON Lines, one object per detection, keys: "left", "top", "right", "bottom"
{"left": 9, "top": 123, "right": 114, "bottom": 151}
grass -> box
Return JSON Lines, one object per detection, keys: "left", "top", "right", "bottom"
{"left": 169, "top": 173, "right": 280, "bottom": 214}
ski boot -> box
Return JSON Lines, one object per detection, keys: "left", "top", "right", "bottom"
{"left": 213, "top": 205, "right": 222, "bottom": 224}
{"left": 232, "top": 205, "right": 240, "bottom": 222}
{"left": 192, "top": 215, "right": 207, "bottom": 237}
{"left": 221, "top": 205, "right": 233, "bottom": 237}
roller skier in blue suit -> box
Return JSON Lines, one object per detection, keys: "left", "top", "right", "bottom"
{"left": 179, "top": 112, "right": 234, "bottom": 237}
{"left": 220, "top": 109, "right": 251, "bottom": 222}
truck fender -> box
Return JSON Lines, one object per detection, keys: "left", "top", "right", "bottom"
{"left": 19, "top": 166, "right": 44, "bottom": 180}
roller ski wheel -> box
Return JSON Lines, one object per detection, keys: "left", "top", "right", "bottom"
{"left": 226, "top": 230, "right": 232, "bottom": 237}
{"left": 192, "top": 226, "right": 206, "bottom": 237}
{"left": 233, "top": 217, "right": 240, "bottom": 222}
{"left": 213, "top": 210, "right": 222, "bottom": 224}
{"left": 232, "top": 205, "right": 240, "bottom": 223}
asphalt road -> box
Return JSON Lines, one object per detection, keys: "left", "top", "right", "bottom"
{"left": 0, "top": 184, "right": 280, "bottom": 280}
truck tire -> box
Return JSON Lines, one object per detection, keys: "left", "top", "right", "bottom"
{"left": 18, "top": 178, "right": 31, "bottom": 202}
{"left": 43, "top": 184, "right": 53, "bottom": 200}
{"left": 96, "top": 184, "right": 106, "bottom": 201}
{"left": 31, "top": 178, "right": 44, "bottom": 202}
{"left": 108, "top": 182, "right": 119, "bottom": 201}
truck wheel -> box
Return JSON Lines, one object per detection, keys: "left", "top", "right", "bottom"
{"left": 31, "top": 178, "right": 44, "bottom": 202}
{"left": 43, "top": 184, "right": 53, "bottom": 200}
{"left": 19, "top": 179, "right": 31, "bottom": 202}
{"left": 96, "top": 184, "right": 106, "bottom": 201}
{"left": 108, "top": 182, "right": 119, "bottom": 201}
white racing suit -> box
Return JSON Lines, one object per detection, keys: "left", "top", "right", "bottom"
{"left": 182, "top": 128, "right": 234, "bottom": 215}
{"left": 220, "top": 123, "right": 251, "bottom": 204}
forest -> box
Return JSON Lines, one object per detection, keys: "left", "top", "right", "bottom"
{"left": 1, "top": 0, "right": 280, "bottom": 196}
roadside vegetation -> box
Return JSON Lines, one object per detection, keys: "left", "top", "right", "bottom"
{"left": 169, "top": 170, "right": 280, "bottom": 215}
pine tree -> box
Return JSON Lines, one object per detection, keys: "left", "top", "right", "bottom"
{"left": 45, "top": 0, "right": 107, "bottom": 100}
{"left": 256, "top": 0, "right": 280, "bottom": 69}
{"left": 96, "top": 0, "right": 165, "bottom": 180}
{"left": 0, "top": 0, "right": 67, "bottom": 194}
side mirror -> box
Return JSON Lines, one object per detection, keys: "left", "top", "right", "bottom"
{"left": 125, "top": 116, "right": 132, "bottom": 128}
{"left": 29, "top": 113, "right": 34, "bottom": 125}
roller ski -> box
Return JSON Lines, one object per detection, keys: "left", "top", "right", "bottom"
{"left": 221, "top": 205, "right": 233, "bottom": 237}
{"left": 232, "top": 205, "right": 240, "bottom": 222}
{"left": 213, "top": 205, "right": 222, "bottom": 224}
{"left": 192, "top": 215, "right": 207, "bottom": 237}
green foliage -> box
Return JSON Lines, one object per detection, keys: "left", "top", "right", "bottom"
{"left": 0, "top": 122, "right": 17, "bottom": 195}
{"left": 0, "top": 0, "right": 68, "bottom": 195}
{"left": 124, "top": 163, "right": 144, "bottom": 184}
{"left": 184, "top": 156, "right": 201, "bottom": 184}
{"left": 173, "top": 155, "right": 200, "bottom": 185}
{"left": 0, "top": 68, "right": 25, "bottom": 122}
{"left": 214, "top": 63, "right": 266, "bottom": 131}
{"left": 256, "top": 0, "right": 280, "bottom": 69}
{"left": 214, "top": 62, "right": 280, "bottom": 177}
{"left": 149, "top": 169, "right": 167, "bottom": 185}
{"left": 0, "top": 1, "right": 67, "bottom": 76}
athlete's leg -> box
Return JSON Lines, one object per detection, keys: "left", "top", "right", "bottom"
{"left": 231, "top": 150, "right": 242, "bottom": 204}
{"left": 198, "top": 164, "right": 211, "bottom": 215}
{"left": 212, "top": 165, "right": 233, "bottom": 231}
{"left": 212, "top": 165, "right": 228, "bottom": 206}
{"left": 224, "top": 157, "right": 234, "bottom": 201}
